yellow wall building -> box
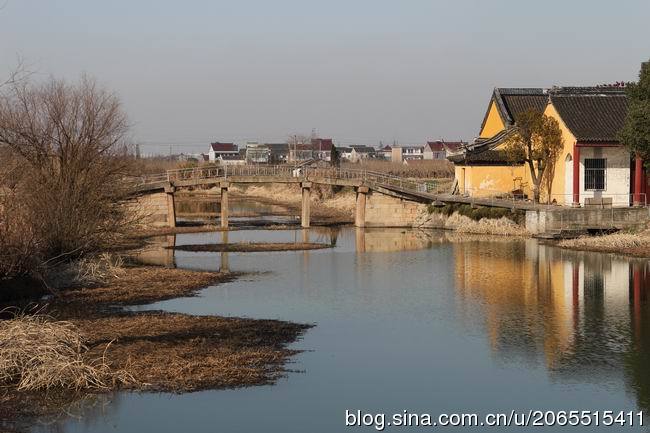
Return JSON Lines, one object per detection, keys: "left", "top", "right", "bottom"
{"left": 450, "top": 88, "right": 548, "bottom": 199}
{"left": 450, "top": 86, "right": 635, "bottom": 206}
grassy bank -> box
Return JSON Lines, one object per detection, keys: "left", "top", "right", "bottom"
{"left": 424, "top": 203, "right": 529, "bottom": 236}
{"left": 0, "top": 265, "right": 311, "bottom": 429}
{"left": 557, "top": 230, "right": 650, "bottom": 257}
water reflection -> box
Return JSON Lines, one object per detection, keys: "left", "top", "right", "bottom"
{"left": 175, "top": 197, "right": 297, "bottom": 225}
{"left": 88, "top": 227, "right": 650, "bottom": 433}
{"left": 451, "top": 239, "right": 650, "bottom": 414}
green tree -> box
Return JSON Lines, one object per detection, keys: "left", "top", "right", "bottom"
{"left": 619, "top": 61, "right": 650, "bottom": 159}
{"left": 504, "top": 109, "right": 563, "bottom": 203}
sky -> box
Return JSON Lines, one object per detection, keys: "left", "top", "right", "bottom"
{"left": 1, "top": 0, "right": 649, "bottom": 155}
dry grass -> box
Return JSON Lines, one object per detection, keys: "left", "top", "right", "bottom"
{"left": 448, "top": 214, "right": 529, "bottom": 236}
{"left": 0, "top": 311, "right": 135, "bottom": 392}
{"left": 0, "top": 264, "right": 311, "bottom": 424}
{"left": 232, "top": 184, "right": 354, "bottom": 223}
{"left": 558, "top": 231, "right": 650, "bottom": 257}
{"left": 344, "top": 159, "right": 454, "bottom": 178}
{"left": 55, "top": 266, "right": 238, "bottom": 306}
{"left": 44, "top": 253, "right": 127, "bottom": 290}
{"left": 170, "top": 242, "right": 332, "bottom": 253}
{"left": 76, "top": 312, "right": 311, "bottom": 392}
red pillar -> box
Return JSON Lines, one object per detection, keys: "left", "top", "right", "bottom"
{"left": 634, "top": 155, "right": 643, "bottom": 206}
{"left": 572, "top": 144, "right": 580, "bottom": 206}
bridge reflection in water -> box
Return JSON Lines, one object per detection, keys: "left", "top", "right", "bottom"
{"left": 131, "top": 227, "right": 650, "bottom": 412}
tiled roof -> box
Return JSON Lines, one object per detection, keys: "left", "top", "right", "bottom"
{"left": 449, "top": 129, "right": 517, "bottom": 165}
{"left": 351, "top": 145, "right": 376, "bottom": 153}
{"left": 549, "top": 87, "right": 628, "bottom": 142}
{"left": 448, "top": 149, "right": 518, "bottom": 165}
{"left": 426, "top": 141, "right": 445, "bottom": 152}
{"left": 480, "top": 88, "right": 548, "bottom": 133}
{"left": 265, "top": 143, "right": 289, "bottom": 152}
{"left": 210, "top": 142, "right": 237, "bottom": 152}
{"left": 443, "top": 142, "right": 464, "bottom": 152}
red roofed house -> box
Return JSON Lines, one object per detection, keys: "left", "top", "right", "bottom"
{"left": 423, "top": 140, "right": 466, "bottom": 160}
{"left": 208, "top": 142, "right": 239, "bottom": 162}
{"left": 312, "top": 138, "right": 333, "bottom": 162}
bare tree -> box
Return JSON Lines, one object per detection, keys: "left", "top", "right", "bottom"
{"left": 504, "top": 109, "right": 563, "bottom": 203}
{"left": 287, "top": 134, "right": 312, "bottom": 162}
{"left": 0, "top": 75, "right": 135, "bottom": 266}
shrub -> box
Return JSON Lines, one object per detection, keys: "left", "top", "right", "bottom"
{"left": 0, "top": 76, "right": 137, "bottom": 281}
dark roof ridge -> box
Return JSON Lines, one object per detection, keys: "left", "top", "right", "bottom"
{"left": 496, "top": 87, "right": 546, "bottom": 95}
{"left": 549, "top": 86, "right": 627, "bottom": 95}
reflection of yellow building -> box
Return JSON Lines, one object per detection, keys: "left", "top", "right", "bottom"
{"left": 453, "top": 240, "right": 573, "bottom": 367}
{"left": 452, "top": 240, "right": 645, "bottom": 370}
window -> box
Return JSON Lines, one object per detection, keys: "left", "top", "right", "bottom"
{"left": 584, "top": 158, "right": 606, "bottom": 190}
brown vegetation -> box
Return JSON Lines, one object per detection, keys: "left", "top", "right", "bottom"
{"left": 0, "top": 76, "right": 137, "bottom": 284}
{"left": 0, "top": 312, "right": 135, "bottom": 392}
{"left": 54, "top": 266, "right": 238, "bottom": 307}
{"left": 76, "top": 312, "right": 309, "bottom": 392}
{"left": 343, "top": 159, "right": 454, "bottom": 178}
{"left": 232, "top": 183, "right": 355, "bottom": 224}
{"left": 557, "top": 231, "right": 650, "bottom": 257}
{"left": 0, "top": 265, "right": 311, "bottom": 426}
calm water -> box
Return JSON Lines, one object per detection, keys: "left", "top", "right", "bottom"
{"left": 34, "top": 227, "right": 650, "bottom": 432}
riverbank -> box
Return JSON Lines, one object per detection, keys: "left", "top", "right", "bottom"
{"left": 0, "top": 266, "right": 311, "bottom": 430}
{"left": 557, "top": 230, "right": 650, "bottom": 258}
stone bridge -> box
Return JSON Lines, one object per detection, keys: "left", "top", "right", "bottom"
{"left": 130, "top": 165, "right": 650, "bottom": 233}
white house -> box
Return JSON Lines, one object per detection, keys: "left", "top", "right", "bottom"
{"left": 208, "top": 142, "right": 239, "bottom": 162}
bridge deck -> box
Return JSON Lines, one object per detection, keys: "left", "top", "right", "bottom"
{"left": 131, "top": 165, "right": 579, "bottom": 211}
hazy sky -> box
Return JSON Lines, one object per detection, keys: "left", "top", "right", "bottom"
{"left": 2, "top": 0, "right": 649, "bottom": 154}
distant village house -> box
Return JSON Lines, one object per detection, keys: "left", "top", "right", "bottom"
{"left": 208, "top": 142, "right": 239, "bottom": 162}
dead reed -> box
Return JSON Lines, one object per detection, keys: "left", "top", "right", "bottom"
{"left": 558, "top": 231, "right": 650, "bottom": 257}
{"left": 0, "top": 311, "right": 135, "bottom": 392}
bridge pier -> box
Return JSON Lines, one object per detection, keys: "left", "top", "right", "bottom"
{"left": 301, "top": 182, "right": 311, "bottom": 228}
{"left": 164, "top": 185, "right": 176, "bottom": 228}
{"left": 355, "top": 186, "right": 369, "bottom": 228}
{"left": 220, "top": 181, "right": 230, "bottom": 229}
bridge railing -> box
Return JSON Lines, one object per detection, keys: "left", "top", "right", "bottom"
{"left": 139, "top": 165, "right": 446, "bottom": 197}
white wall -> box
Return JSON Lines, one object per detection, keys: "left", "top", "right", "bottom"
{"left": 578, "top": 146, "right": 630, "bottom": 207}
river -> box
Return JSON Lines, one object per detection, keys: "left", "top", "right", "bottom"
{"left": 34, "top": 226, "right": 650, "bottom": 432}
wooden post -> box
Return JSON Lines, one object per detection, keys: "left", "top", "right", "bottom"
{"left": 301, "top": 182, "right": 311, "bottom": 228}
{"left": 220, "top": 181, "right": 229, "bottom": 229}
{"left": 355, "top": 186, "right": 369, "bottom": 228}
{"left": 164, "top": 185, "right": 176, "bottom": 228}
